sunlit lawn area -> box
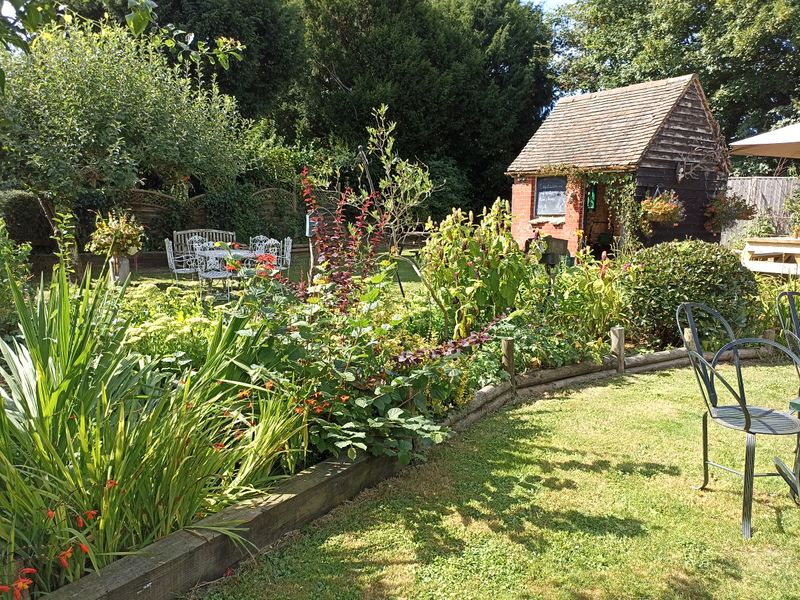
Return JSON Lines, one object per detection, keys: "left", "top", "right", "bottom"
{"left": 192, "top": 363, "right": 800, "bottom": 600}
{"left": 130, "top": 251, "right": 425, "bottom": 297}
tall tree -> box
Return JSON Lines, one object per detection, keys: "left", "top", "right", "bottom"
{"left": 302, "top": 0, "right": 553, "bottom": 205}
{"left": 553, "top": 0, "right": 800, "bottom": 141}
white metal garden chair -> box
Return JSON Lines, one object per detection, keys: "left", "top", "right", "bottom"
{"left": 164, "top": 238, "right": 196, "bottom": 280}
{"left": 281, "top": 237, "right": 293, "bottom": 270}
{"left": 194, "top": 241, "right": 232, "bottom": 297}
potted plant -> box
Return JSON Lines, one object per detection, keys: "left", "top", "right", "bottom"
{"left": 640, "top": 190, "right": 686, "bottom": 226}
{"left": 87, "top": 211, "right": 145, "bottom": 283}
{"left": 704, "top": 191, "right": 755, "bottom": 234}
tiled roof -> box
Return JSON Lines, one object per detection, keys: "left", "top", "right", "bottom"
{"left": 507, "top": 74, "right": 696, "bottom": 174}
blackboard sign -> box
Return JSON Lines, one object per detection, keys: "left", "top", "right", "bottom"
{"left": 536, "top": 177, "right": 567, "bottom": 216}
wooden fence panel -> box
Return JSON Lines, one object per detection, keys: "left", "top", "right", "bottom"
{"left": 721, "top": 176, "right": 800, "bottom": 245}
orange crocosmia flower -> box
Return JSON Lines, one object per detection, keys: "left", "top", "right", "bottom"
{"left": 105, "top": 479, "right": 118, "bottom": 489}
{"left": 264, "top": 380, "right": 274, "bottom": 390}
{"left": 79, "top": 543, "right": 90, "bottom": 554}
{"left": 213, "top": 442, "right": 225, "bottom": 451}
{"left": 18, "top": 568, "right": 36, "bottom": 576}
{"left": 12, "top": 577, "right": 32, "bottom": 599}
{"left": 0, "top": 585, "right": 9, "bottom": 593}
{"left": 46, "top": 508, "right": 55, "bottom": 520}
{"left": 85, "top": 510, "right": 98, "bottom": 520}
{"left": 57, "top": 547, "right": 73, "bottom": 568}
{"left": 294, "top": 407, "right": 304, "bottom": 415}
{"left": 339, "top": 395, "right": 350, "bottom": 403}
{"left": 237, "top": 389, "right": 251, "bottom": 399}
{"left": 76, "top": 515, "right": 84, "bottom": 528}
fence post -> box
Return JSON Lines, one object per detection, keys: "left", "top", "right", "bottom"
{"left": 683, "top": 327, "right": 696, "bottom": 353}
{"left": 610, "top": 326, "right": 625, "bottom": 374}
{"left": 762, "top": 328, "right": 776, "bottom": 357}
{"left": 501, "top": 337, "right": 516, "bottom": 397}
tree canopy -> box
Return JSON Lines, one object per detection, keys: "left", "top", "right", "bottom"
{"left": 0, "top": 19, "right": 249, "bottom": 219}
{"left": 553, "top": 0, "right": 800, "bottom": 142}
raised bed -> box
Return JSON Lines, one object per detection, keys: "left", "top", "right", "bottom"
{"left": 49, "top": 339, "right": 736, "bottom": 600}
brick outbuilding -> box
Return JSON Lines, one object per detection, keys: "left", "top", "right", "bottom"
{"left": 507, "top": 74, "right": 728, "bottom": 256}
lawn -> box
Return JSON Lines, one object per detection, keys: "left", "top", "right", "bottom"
{"left": 130, "top": 251, "right": 425, "bottom": 296}
{"left": 192, "top": 363, "right": 800, "bottom": 600}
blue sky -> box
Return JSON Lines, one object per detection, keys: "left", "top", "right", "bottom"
{"left": 531, "top": 0, "right": 573, "bottom": 10}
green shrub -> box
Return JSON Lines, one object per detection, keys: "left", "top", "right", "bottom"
{"left": 623, "top": 240, "right": 758, "bottom": 347}
{"left": 0, "top": 189, "right": 54, "bottom": 252}
{"left": 0, "top": 216, "right": 31, "bottom": 335}
{"left": 751, "top": 274, "right": 800, "bottom": 335}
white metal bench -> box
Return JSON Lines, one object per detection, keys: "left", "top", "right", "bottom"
{"left": 173, "top": 229, "right": 235, "bottom": 253}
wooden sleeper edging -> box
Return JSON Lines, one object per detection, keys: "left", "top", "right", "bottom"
{"left": 46, "top": 454, "right": 401, "bottom": 600}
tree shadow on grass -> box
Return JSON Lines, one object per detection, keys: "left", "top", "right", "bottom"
{"left": 204, "top": 382, "right": 726, "bottom": 600}
{"left": 234, "top": 405, "right": 685, "bottom": 599}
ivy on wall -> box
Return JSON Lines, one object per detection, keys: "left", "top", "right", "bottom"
{"left": 535, "top": 166, "right": 641, "bottom": 252}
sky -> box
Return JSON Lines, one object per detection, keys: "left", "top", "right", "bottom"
{"left": 537, "top": 0, "right": 573, "bottom": 9}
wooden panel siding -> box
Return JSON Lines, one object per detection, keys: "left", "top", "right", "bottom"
{"left": 636, "top": 80, "right": 726, "bottom": 243}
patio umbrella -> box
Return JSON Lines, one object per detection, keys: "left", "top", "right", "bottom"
{"left": 730, "top": 122, "right": 800, "bottom": 159}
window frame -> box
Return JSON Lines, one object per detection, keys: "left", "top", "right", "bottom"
{"left": 535, "top": 176, "right": 568, "bottom": 217}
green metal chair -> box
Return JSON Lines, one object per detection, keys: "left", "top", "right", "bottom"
{"left": 774, "top": 291, "right": 800, "bottom": 499}
{"left": 677, "top": 302, "right": 800, "bottom": 539}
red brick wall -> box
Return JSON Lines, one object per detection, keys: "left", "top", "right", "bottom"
{"left": 510, "top": 175, "right": 585, "bottom": 255}
{"left": 511, "top": 177, "right": 536, "bottom": 247}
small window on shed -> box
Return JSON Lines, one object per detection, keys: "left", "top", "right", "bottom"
{"left": 535, "top": 177, "right": 567, "bottom": 216}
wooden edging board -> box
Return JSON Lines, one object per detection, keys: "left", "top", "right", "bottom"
{"left": 47, "top": 455, "right": 401, "bottom": 600}
{"left": 50, "top": 344, "right": 749, "bottom": 600}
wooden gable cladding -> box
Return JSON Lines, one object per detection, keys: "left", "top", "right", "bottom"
{"left": 635, "top": 80, "right": 727, "bottom": 243}
{"left": 637, "top": 80, "right": 727, "bottom": 177}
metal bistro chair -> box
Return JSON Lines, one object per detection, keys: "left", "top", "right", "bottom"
{"left": 775, "top": 291, "right": 800, "bottom": 499}
{"left": 677, "top": 302, "right": 800, "bottom": 539}
{"left": 249, "top": 236, "right": 281, "bottom": 267}
{"left": 164, "top": 238, "right": 196, "bottom": 281}
{"left": 281, "top": 237, "right": 293, "bottom": 270}
{"left": 194, "top": 241, "right": 232, "bottom": 298}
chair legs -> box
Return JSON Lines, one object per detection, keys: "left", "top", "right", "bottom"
{"left": 742, "top": 432, "right": 756, "bottom": 540}
{"left": 699, "top": 413, "right": 709, "bottom": 490}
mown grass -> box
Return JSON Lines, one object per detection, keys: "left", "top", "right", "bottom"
{"left": 191, "top": 363, "right": 800, "bottom": 600}
{"left": 131, "top": 252, "right": 425, "bottom": 297}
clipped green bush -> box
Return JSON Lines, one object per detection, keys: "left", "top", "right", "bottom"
{"left": 623, "top": 240, "right": 757, "bottom": 347}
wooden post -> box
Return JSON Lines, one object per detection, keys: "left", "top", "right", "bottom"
{"left": 683, "top": 327, "right": 696, "bottom": 352}
{"left": 610, "top": 326, "right": 625, "bottom": 373}
{"left": 501, "top": 338, "right": 516, "bottom": 396}
{"left": 763, "top": 328, "right": 776, "bottom": 356}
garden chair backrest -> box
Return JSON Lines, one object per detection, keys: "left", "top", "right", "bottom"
{"left": 165, "top": 238, "right": 175, "bottom": 270}
{"left": 282, "top": 237, "right": 293, "bottom": 268}
{"left": 676, "top": 302, "right": 743, "bottom": 413}
{"left": 251, "top": 236, "right": 281, "bottom": 257}
{"left": 777, "top": 291, "right": 800, "bottom": 355}
{"left": 174, "top": 229, "right": 234, "bottom": 253}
